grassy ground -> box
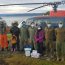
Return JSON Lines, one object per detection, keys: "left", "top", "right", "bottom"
{"left": 0, "top": 52, "right": 64, "bottom": 65}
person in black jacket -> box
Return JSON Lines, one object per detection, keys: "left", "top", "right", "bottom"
{"left": 10, "top": 21, "right": 20, "bottom": 51}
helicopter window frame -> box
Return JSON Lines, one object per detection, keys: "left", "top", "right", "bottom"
{"left": 26, "top": 16, "right": 65, "bottom": 28}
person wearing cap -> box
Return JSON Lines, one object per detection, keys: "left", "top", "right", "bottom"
{"left": 55, "top": 22, "right": 65, "bottom": 61}
{"left": 20, "top": 21, "right": 29, "bottom": 51}
{"left": 34, "top": 26, "right": 45, "bottom": 55}
{"left": 45, "top": 22, "right": 55, "bottom": 60}
{"left": 28, "top": 22, "right": 37, "bottom": 50}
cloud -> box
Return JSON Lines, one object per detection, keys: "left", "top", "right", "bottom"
{"left": 0, "top": 5, "right": 65, "bottom": 13}
{"left": 0, "top": 6, "right": 33, "bottom": 13}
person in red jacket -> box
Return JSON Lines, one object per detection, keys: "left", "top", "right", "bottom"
{"left": 0, "top": 34, "right": 8, "bottom": 51}
{"left": 0, "top": 20, "right": 8, "bottom": 51}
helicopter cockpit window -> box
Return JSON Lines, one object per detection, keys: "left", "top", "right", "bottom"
{"left": 34, "top": 19, "right": 47, "bottom": 28}
{"left": 34, "top": 19, "right": 46, "bottom": 24}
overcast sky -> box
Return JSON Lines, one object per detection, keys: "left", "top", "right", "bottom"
{"left": 0, "top": 0, "right": 65, "bottom": 13}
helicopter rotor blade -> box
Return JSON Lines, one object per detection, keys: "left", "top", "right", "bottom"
{"left": 27, "top": 1, "right": 65, "bottom": 12}
{"left": 0, "top": 1, "right": 63, "bottom": 6}
{"left": 0, "top": 3, "right": 45, "bottom": 6}
{"left": 27, "top": 5, "right": 48, "bottom": 12}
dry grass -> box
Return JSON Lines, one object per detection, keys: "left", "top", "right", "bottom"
{"left": 0, "top": 52, "right": 64, "bottom": 65}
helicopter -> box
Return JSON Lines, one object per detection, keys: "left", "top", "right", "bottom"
{"left": 0, "top": 1, "right": 65, "bottom": 28}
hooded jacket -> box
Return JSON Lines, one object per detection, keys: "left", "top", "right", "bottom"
{"left": 34, "top": 29, "right": 45, "bottom": 43}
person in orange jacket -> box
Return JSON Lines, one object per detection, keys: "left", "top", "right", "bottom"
{"left": 11, "top": 35, "right": 17, "bottom": 52}
{"left": 0, "top": 20, "right": 8, "bottom": 51}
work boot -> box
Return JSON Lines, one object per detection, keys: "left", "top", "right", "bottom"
{"left": 1, "top": 48, "right": 4, "bottom": 51}
{"left": 6, "top": 47, "right": 9, "bottom": 51}
{"left": 61, "top": 58, "right": 64, "bottom": 62}
{"left": 46, "top": 58, "right": 51, "bottom": 61}
{"left": 57, "top": 57, "right": 60, "bottom": 61}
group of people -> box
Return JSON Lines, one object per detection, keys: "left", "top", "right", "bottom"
{"left": 19, "top": 21, "right": 65, "bottom": 61}
{"left": 0, "top": 20, "right": 65, "bottom": 61}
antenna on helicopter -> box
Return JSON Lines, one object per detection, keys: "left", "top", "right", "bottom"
{"left": 53, "top": 4, "right": 58, "bottom": 12}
